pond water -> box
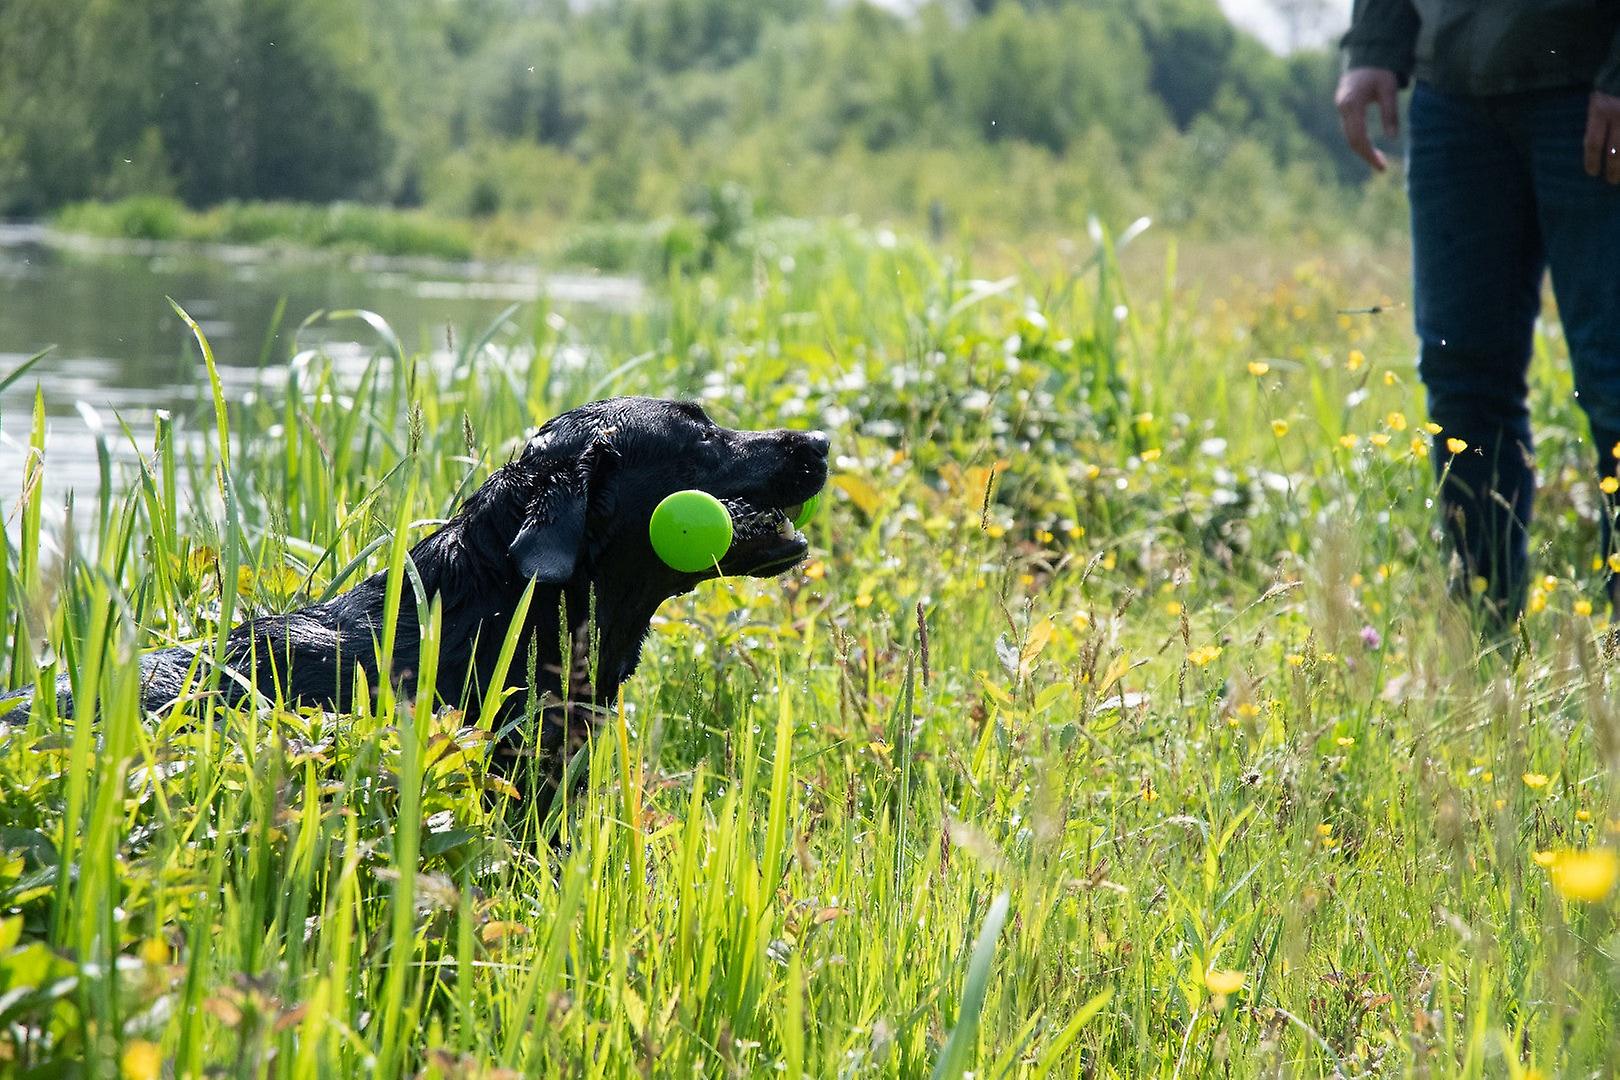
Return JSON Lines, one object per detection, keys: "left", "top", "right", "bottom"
{"left": 0, "top": 225, "right": 642, "bottom": 517}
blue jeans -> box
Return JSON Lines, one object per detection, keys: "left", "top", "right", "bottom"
{"left": 1408, "top": 82, "right": 1620, "bottom": 617}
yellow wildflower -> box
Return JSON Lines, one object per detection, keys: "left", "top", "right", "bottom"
{"left": 1575, "top": 599, "right": 1594, "bottom": 618}
{"left": 1522, "top": 772, "right": 1551, "bottom": 790}
{"left": 1205, "top": 968, "right": 1246, "bottom": 996}
{"left": 1548, "top": 848, "right": 1618, "bottom": 903}
{"left": 1188, "top": 645, "right": 1222, "bottom": 667}
{"left": 1602, "top": 477, "right": 1620, "bottom": 495}
{"left": 1271, "top": 419, "right": 1290, "bottom": 437}
{"left": 1346, "top": 349, "right": 1365, "bottom": 371}
{"left": 1248, "top": 360, "right": 1271, "bottom": 377}
{"left": 1533, "top": 851, "right": 1556, "bottom": 868}
{"left": 1369, "top": 433, "right": 1391, "bottom": 447}
{"left": 1446, "top": 437, "right": 1468, "bottom": 454}
{"left": 1339, "top": 433, "right": 1359, "bottom": 449}
{"left": 121, "top": 1042, "right": 163, "bottom": 1080}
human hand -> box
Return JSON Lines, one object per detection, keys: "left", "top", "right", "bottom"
{"left": 1582, "top": 91, "right": 1620, "bottom": 184}
{"left": 1335, "top": 68, "right": 1401, "bottom": 172}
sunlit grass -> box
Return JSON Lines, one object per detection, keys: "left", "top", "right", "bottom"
{"left": 1, "top": 225, "right": 1616, "bottom": 1076}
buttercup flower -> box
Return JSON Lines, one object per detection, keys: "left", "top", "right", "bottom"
{"left": 1205, "top": 968, "right": 1245, "bottom": 995}
{"left": 1548, "top": 848, "right": 1618, "bottom": 903}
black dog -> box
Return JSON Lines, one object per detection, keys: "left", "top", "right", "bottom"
{"left": 5, "top": 397, "right": 828, "bottom": 800}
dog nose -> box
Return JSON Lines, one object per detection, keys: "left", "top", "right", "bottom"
{"left": 800, "top": 430, "right": 830, "bottom": 456}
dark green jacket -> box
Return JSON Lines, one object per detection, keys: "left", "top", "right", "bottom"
{"left": 1344, "top": 0, "right": 1620, "bottom": 97}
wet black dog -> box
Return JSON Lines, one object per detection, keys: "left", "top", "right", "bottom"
{"left": 4, "top": 397, "right": 828, "bottom": 801}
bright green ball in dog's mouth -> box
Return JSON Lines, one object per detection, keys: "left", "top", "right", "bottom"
{"left": 790, "top": 492, "right": 820, "bottom": 529}
{"left": 649, "top": 490, "right": 735, "bottom": 572}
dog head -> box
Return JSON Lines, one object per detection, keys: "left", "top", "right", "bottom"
{"left": 505, "top": 397, "right": 829, "bottom": 592}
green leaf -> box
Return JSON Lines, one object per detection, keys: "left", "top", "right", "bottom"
{"left": 931, "top": 891, "right": 1010, "bottom": 1080}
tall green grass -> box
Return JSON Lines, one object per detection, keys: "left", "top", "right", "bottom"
{"left": 1, "top": 226, "right": 1616, "bottom": 1076}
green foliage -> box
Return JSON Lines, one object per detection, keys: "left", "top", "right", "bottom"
{"left": 0, "top": 0, "right": 389, "bottom": 212}
{"left": 3, "top": 0, "right": 1391, "bottom": 245}
{"left": 53, "top": 198, "right": 476, "bottom": 258}
{"left": 1, "top": 226, "right": 1618, "bottom": 1075}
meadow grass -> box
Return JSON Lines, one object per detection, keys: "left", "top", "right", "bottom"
{"left": 1, "top": 227, "right": 1617, "bottom": 1077}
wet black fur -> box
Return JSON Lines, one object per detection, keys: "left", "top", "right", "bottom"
{"left": 3, "top": 397, "right": 828, "bottom": 801}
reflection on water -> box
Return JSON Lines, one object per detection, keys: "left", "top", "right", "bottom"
{"left": 0, "top": 226, "right": 642, "bottom": 524}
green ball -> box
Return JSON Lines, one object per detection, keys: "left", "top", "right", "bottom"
{"left": 649, "top": 490, "right": 734, "bottom": 572}
{"left": 791, "top": 492, "right": 822, "bottom": 529}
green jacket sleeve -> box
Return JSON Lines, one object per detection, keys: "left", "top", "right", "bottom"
{"left": 1341, "top": 0, "right": 1419, "bottom": 82}
{"left": 1599, "top": 25, "right": 1620, "bottom": 96}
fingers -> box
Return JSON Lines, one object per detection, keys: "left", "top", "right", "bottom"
{"left": 1583, "top": 100, "right": 1606, "bottom": 178}
{"left": 1336, "top": 70, "right": 1396, "bottom": 174}
{"left": 1586, "top": 92, "right": 1620, "bottom": 185}
{"left": 1338, "top": 101, "right": 1387, "bottom": 172}
{"left": 1377, "top": 81, "right": 1399, "bottom": 141}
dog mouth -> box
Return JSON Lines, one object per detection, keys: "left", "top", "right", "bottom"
{"left": 715, "top": 491, "right": 818, "bottom": 577}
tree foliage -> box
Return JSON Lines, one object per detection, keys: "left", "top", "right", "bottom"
{"left": 0, "top": 0, "right": 1365, "bottom": 233}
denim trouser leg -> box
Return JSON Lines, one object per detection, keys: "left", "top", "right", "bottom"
{"left": 1527, "top": 92, "right": 1620, "bottom": 572}
{"left": 1407, "top": 84, "right": 1542, "bottom": 616}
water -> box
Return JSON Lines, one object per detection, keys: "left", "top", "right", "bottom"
{"left": 0, "top": 225, "right": 643, "bottom": 516}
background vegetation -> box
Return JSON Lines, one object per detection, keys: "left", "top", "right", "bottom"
{"left": 1, "top": 229, "right": 1616, "bottom": 1076}
{"left": 9, "top": 1, "right": 1616, "bottom": 1075}
{"left": 0, "top": 0, "right": 1402, "bottom": 256}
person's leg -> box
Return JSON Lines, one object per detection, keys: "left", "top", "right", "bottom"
{"left": 1524, "top": 89, "right": 1620, "bottom": 602}
{"left": 1407, "top": 84, "right": 1545, "bottom": 620}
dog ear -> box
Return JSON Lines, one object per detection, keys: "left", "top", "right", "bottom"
{"left": 508, "top": 434, "right": 616, "bottom": 583}
{"left": 508, "top": 486, "right": 586, "bottom": 584}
